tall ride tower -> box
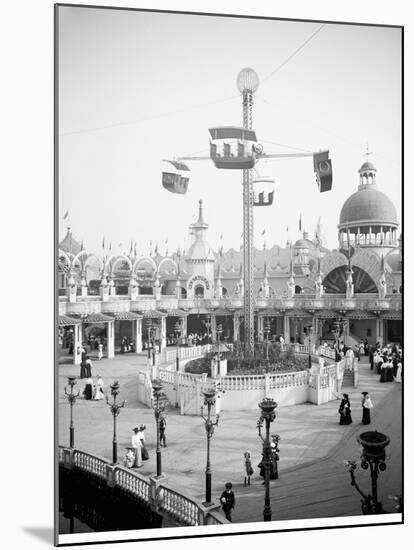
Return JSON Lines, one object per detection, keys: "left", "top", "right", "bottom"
{"left": 237, "top": 68, "right": 259, "bottom": 350}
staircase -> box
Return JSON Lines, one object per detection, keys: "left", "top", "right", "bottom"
{"left": 342, "top": 369, "right": 355, "bottom": 387}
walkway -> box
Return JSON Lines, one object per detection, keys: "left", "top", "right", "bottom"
{"left": 58, "top": 354, "right": 401, "bottom": 523}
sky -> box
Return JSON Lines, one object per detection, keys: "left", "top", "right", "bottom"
{"left": 58, "top": 6, "right": 402, "bottom": 256}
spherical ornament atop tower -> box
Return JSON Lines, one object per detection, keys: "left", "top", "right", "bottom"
{"left": 237, "top": 68, "right": 259, "bottom": 94}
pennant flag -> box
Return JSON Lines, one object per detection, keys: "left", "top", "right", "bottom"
{"left": 63, "top": 209, "right": 69, "bottom": 220}
{"left": 134, "top": 242, "right": 137, "bottom": 256}
{"left": 262, "top": 229, "right": 266, "bottom": 235}
{"left": 109, "top": 241, "right": 112, "bottom": 252}
{"left": 154, "top": 243, "right": 158, "bottom": 255}
{"left": 299, "top": 213, "right": 302, "bottom": 232}
{"left": 102, "top": 236, "right": 105, "bottom": 249}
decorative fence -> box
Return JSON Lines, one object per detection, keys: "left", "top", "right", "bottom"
{"left": 59, "top": 446, "right": 225, "bottom": 527}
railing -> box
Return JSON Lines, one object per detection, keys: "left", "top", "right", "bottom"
{"left": 116, "top": 466, "right": 150, "bottom": 504}
{"left": 157, "top": 486, "right": 200, "bottom": 526}
{"left": 73, "top": 450, "right": 107, "bottom": 479}
{"left": 58, "top": 446, "right": 224, "bottom": 526}
{"left": 221, "top": 374, "right": 265, "bottom": 391}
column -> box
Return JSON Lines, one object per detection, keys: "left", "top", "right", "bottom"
{"left": 211, "top": 314, "right": 217, "bottom": 343}
{"left": 107, "top": 321, "right": 115, "bottom": 358}
{"left": 73, "top": 323, "right": 82, "bottom": 366}
{"left": 283, "top": 315, "right": 290, "bottom": 343}
{"left": 135, "top": 318, "right": 142, "bottom": 353}
{"left": 257, "top": 315, "right": 264, "bottom": 342}
{"left": 160, "top": 316, "right": 167, "bottom": 350}
{"left": 369, "top": 226, "right": 372, "bottom": 244}
{"left": 343, "top": 319, "right": 350, "bottom": 346}
{"left": 233, "top": 314, "right": 240, "bottom": 343}
{"left": 182, "top": 315, "right": 188, "bottom": 338}
{"left": 100, "top": 281, "right": 109, "bottom": 302}
{"left": 375, "top": 318, "right": 384, "bottom": 346}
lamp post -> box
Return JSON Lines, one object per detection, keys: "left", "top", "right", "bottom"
{"left": 264, "top": 319, "right": 271, "bottom": 373}
{"left": 147, "top": 323, "right": 153, "bottom": 359}
{"left": 257, "top": 397, "right": 278, "bottom": 521}
{"left": 201, "top": 387, "right": 220, "bottom": 506}
{"left": 344, "top": 430, "right": 390, "bottom": 514}
{"left": 215, "top": 323, "right": 223, "bottom": 374}
{"left": 106, "top": 380, "right": 126, "bottom": 464}
{"left": 64, "top": 376, "right": 80, "bottom": 448}
{"left": 151, "top": 378, "right": 166, "bottom": 477}
{"left": 174, "top": 321, "right": 182, "bottom": 408}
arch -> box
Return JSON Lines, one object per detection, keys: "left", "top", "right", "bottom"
{"left": 83, "top": 253, "right": 104, "bottom": 271}
{"left": 73, "top": 249, "right": 89, "bottom": 266}
{"left": 133, "top": 255, "right": 157, "bottom": 273}
{"left": 320, "top": 250, "right": 348, "bottom": 276}
{"left": 157, "top": 257, "right": 178, "bottom": 275}
{"left": 194, "top": 284, "right": 205, "bottom": 298}
{"left": 109, "top": 255, "right": 133, "bottom": 275}
{"left": 323, "top": 265, "right": 378, "bottom": 293}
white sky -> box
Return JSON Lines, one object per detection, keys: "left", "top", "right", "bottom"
{"left": 58, "top": 7, "right": 402, "bottom": 255}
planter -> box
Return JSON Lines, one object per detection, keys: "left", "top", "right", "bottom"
{"left": 357, "top": 431, "right": 390, "bottom": 458}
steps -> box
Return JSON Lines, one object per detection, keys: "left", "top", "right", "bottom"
{"left": 342, "top": 369, "right": 355, "bottom": 387}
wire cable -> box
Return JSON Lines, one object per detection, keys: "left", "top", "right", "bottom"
{"left": 261, "top": 24, "right": 326, "bottom": 84}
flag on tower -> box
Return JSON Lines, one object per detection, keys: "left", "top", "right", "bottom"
{"left": 262, "top": 229, "right": 266, "bottom": 235}
{"left": 63, "top": 210, "right": 69, "bottom": 220}
{"left": 154, "top": 243, "right": 158, "bottom": 255}
{"left": 102, "top": 237, "right": 105, "bottom": 249}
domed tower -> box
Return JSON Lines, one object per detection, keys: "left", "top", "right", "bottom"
{"left": 185, "top": 200, "right": 215, "bottom": 298}
{"left": 338, "top": 160, "right": 399, "bottom": 255}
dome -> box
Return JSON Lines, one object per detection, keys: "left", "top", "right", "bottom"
{"left": 359, "top": 161, "right": 376, "bottom": 172}
{"left": 339, "top": 186, "right": 398, "bottom": 227}
{"left": 385, "top": 249, "right": 402, "bottom": 272}
{"left": 187, "top": 240, "right": 214, "bottom": 261}
{"left": 294, "top": 239, "right": 310, "bottom": 248}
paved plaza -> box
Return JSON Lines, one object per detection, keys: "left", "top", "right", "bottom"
{"left": 58, "top": 353, "right": 402, "bottom": 524}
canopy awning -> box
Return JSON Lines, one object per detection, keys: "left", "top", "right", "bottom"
{"left": 158, "top": 308, "right": 188, "bottom": 316}
{"left": 83, "top": 313, "right": 114, "bottom": 324}
{"left": 138, "top": 310, "right": 167, "bottom": 319}
{"left": 112, "top": 312, "right": 142, "bottom": 321}
{"left": 209, "top": 126, "right": 257, "bottom": 141}
{"left": 59, "top": 314, "right": 81, "bottom": 326}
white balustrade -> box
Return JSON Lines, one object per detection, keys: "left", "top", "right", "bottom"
{"left": 73, "top": 450, "right": 107, "bottom": 479}
{"left": 157, "top": 486, "right": 199, "bottom": 526}
{"left": 115, "top": 467, "right": 150, "bottom": 504}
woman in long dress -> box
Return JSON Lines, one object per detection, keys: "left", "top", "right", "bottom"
{"left": 138, "top": 424, "right": 149, "bottom": 460}
{"left": 379, "top": 359, "right": 388, "bottom": 382}
{"left": 395, "top": 360, "right": 402, "bottom": 383}
{"left": 94, "top": 375, "right": 105, "bottom": 400}
{"left": 83, "top": 377, "right": 93, "bottom": 400}
{"left": 131, "top": 427, "right": 143, "bottom": 467}
{"left": 361, "top": 392, "right": 373, "bottom": 424}
{"left": 338, "top": 393, "right": 352, "bottom": 425}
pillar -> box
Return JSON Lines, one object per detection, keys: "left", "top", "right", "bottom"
{"left": 80, "top": 278, "right": 88, "bottom": 297}
{"left": 73, "top": 323, "right": 82, "bottom": 365}
{"left": 233, "top": 314, "right": 240, "bottom": 342}
{"left": 100, "top": 281, "right": 109, "bottom": 302}
{"left": 257, "top": 315, "right": 264, "bottom": 342}
{"left": 283, "top": 315, "right": 290, "bottom": 343}
{"left": 182, "top": 315, "right": 188, "bottom": 338}
{"left": 376, "top": 318, "right": 384, "bottom": 347}
{"left": 135, "top": 318, "right": 142, "bottom": 353}
{"left": 343, "top": 319, "right": 350, "bottom": 346}
{"left": 211, "top": 314, "right": 217, "bottom": 343}
{"left": 160, "top": 316, "right": 167, "bottom": 350}
{"left": 128, "top": 278, "right": 138, "bottom": 300}
{"left": 369, "top": 226, "right": 372, "bottom": 244}
{"left": 107, "top": 321, "right": 115, "bottom": 358}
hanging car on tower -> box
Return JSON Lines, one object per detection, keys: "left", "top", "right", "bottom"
{"left": 209, "top": 126, "right": 260, "bottom": 169}
{"left": 253, "top": 177, "right": 275, "bottom": 206}
{"left": 161, "top": 160, "right": 190, "bottom": 194}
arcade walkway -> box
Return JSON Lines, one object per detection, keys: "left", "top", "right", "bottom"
{"left": 57, "top": 355, "right": 401, "bottom": 523}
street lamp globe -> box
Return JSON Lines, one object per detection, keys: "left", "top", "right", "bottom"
{"left": 237, "top": 67, "right": 259, "bottom": 94}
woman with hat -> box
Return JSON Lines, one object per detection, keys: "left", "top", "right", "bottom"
{"left": 131, "top": 427, "right": 143, "bottom": 467}
{"left": 338, "top": 393, "right": 352, "bottom": 425}
{"left": 138, "top": 424, "right": 149, "bottom": 461}
{"left": 361, "top": 392, "right": 373, "bottom": 424}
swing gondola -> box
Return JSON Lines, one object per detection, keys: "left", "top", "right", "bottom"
{"left": 253, "top": 177, "right": 275, "bottom": 206}
{"left": 209, "top": 126, "right": 259, "bottom": 169}
{"left": 313, "top": 150, "right": 333, "bottom": 192}
{"left": 162, "top": 160, "right": 190, "bottom": 195}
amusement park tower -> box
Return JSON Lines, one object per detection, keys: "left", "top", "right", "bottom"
{"left": 238, "top": 68, "right": 259, "bottom": 349}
